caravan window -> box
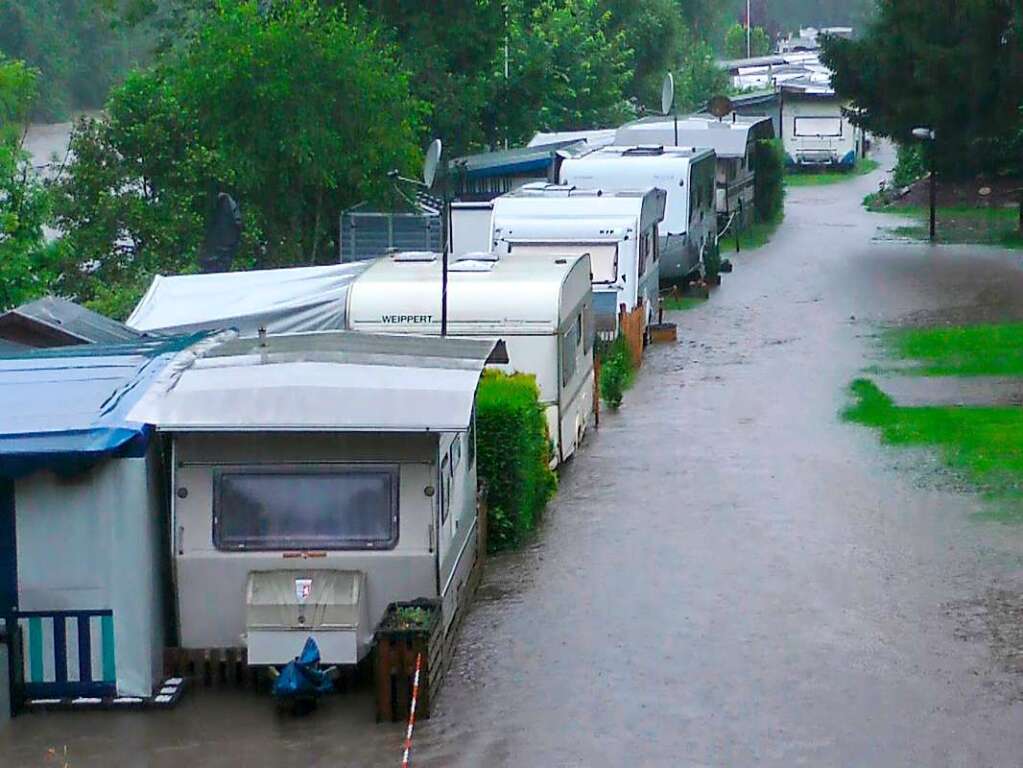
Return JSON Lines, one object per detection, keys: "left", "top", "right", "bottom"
{"left": 794, "top": 116, "right": 843, "bottom": 137}
{"left": 562, "top": 314, "right": 582, "bottom": 386}
{"left": 509, "top": 242, "right": 618, "bottom": 283}
{"left": 213, "top": 466, "right": 399, "bottom": 551}
{"left": 638, "top": 233, "right": 649, "bottom": 276}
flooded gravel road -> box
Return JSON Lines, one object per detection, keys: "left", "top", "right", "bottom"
{"left": 6, "top": 143, "right": 1023, "bottom": 765}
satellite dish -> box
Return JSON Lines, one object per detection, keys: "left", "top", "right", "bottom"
{"left": 423, "top": 139, "right": 443, "bottom": 188}
{"left": 708, "top": 95, "right": 734, "bottom": 119}
{"left": 661, "top": 73, "right": 675, "bottom": 115}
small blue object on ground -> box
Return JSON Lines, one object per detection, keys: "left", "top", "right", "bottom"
{"left": 272, "top": 637, "right": 334, "bottom": 700}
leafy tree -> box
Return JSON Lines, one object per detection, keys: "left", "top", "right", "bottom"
{"left": 674, "top": 28, "right": 730, "bottom": 110}
{"left": 724, "top": 23, "right": 771, "bottom": 59}
{"left": 600, "top": 0, "right": 687, "bottom": 108}
{"left": 821, "top": 0, "right": 1023, "bottom": 179}
{"left": 0, "top": 57, "right": 54, "bottom": 309}
{"left": 490, "top": 0, "right": 635, "bottom": 146}
{"left": 52, "top": 0, "right": 425, "bottom": 316}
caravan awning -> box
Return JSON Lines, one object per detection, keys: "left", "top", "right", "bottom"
{"left": 126, "top": 263, "right": 369, "bottom": 337}
{"left": 0, "top": 334, "right": 206, "bottom": 476}
{"left": 128, "top": 331, "right": 497, "bottom": 433}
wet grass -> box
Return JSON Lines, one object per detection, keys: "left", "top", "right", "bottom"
{"left": 786, "top": 158, "right": 879, "bottom": 187}
{"left": 661, "top": 296, "right": 707, "bottom": 311}
{"left": 720, "top": 215, "right": 783, "bottom": 253}
{"left": 866, "top": 201, "right": 1023, "bottom": 248}
{"left": 883, "top": 323, "right": 1023, "bottom": 377}
{"left": 844, "top": 378, "right": 1023, "bottom": 517}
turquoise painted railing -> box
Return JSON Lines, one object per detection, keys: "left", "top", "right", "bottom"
{"left": 14, "top": 610, "right": 115, "bottom": 699}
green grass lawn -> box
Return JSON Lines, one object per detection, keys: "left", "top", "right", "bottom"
{"left": 786, "top": 158, "right": 879, "bottom": 187}
{"left": 881, "top": 322, "right": 1023, "bottom": 377}
{"left": 866, "top": 200, "right": 1023, "bottom": 248}
{"left": 844, "top": 379, "right": 1023, "bottom": 515}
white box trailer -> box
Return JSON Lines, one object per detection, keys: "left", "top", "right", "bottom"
{"left": 127, "top": 331, "right": 497, "bottom": 665}
{"left": 491, "top": 183, "right": 666, "bottom": 337}
{"left": 346, "top": 251, "right": 594, "bottom": 466}
{"left": 557, "top": 145, "right": 717, "bottom": 284}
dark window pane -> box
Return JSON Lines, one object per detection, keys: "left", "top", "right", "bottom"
{"left": 214, "top": 468, "right": 398, "bottom": 550}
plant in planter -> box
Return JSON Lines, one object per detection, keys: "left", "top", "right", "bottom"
{"left": 374, "top": 599, "right": 443, "bottom": 722}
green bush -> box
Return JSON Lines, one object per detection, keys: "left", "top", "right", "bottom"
{"left": 754, "top": 138, "right": 786, "bottom": 223}
{"left": 598, "top": 334, "right": 635, "bottom": 410}
{"left": 702, "top": 236, "right": 722, "bottom": 278}
{"left": 893, "top": 143, "right": 927, "bottom": 188}
{"left": 475, "top": 370, "right": 557, "bottom": 552}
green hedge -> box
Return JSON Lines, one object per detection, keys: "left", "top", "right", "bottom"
{"left": 754, "top": 138, "right": 785, "bottom": 223}
{"left": 476, "top": 370, "right": 558, "bottom": 552}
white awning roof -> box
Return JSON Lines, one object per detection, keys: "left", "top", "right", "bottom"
{"left": 127, "top": 331, "right": 495, "bottom": 433}
{"left": 126, "top": 263, "right": 369, "bottom": 337}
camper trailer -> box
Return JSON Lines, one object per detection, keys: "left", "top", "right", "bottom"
{"left": 491, "top": 183, "right": 666, "bottom": 337}
{"left": 614, "top": 115, "right": 774, "bottom": 227}
{"left": 781, "top": 84, "right": 862, "bottom": 168}
{"left": 127, "top": 332, "right": 496, "bottom": 666}
{"left": 346, "top": 251, "right": 594, "bottom": 466}
{"left": 557, "top": 145, "right": 716, "bottom": 284}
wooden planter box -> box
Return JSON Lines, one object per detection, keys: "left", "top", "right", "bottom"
{"left": 374, "top": 599, "right": 443, "bottom": 722}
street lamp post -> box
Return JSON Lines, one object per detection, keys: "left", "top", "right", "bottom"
{"left": 912, "top": 127, "right": 937, "bottom": 242}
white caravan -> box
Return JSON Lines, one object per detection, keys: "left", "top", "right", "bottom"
{"left": 346, "top": 251, "right": 594, "bottom": 466}
{"left": 491, "top": 182, "right": 666, "bottom": 337}
{"left": 782, "top": 86, "right": 863, "bottom": 168}
{"left": 615, "top": 114, "right": 773, "bottom": 227}
{"left": 557, "top": 145, "right": 717, "bottom": 284}
{"left": 128, "top": 331, "right": 496, "bottom": 664}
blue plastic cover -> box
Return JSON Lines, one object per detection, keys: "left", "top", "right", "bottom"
{"left": 272, "top": 637, "right": 334, "bottom": 699}
{"left": 0, "top": 334, "right": 204, "bottom": 477}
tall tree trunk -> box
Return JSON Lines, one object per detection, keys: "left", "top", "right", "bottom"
{"left": 310, "top": 187, "right": 324, "bottom": 265}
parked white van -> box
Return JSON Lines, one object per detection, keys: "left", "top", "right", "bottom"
{"left": 557, "top": 145, "right": 716, "bottom": 284}
{"left": 346, "top": 251, "right": 594, "bottom": 466}
{"left": 491, "top": 182, "right": 666, "bottom": 337}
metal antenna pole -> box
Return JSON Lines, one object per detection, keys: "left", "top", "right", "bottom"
{"left": 674, "top": 109, "right": 678, "bottom": 146}
{"left": 441, "top": 173, "right": 451, "bottom": 336}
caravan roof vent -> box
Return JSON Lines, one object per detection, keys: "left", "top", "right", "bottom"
{"left": 622, "top": 145, "right": 665, "bottom": 156}
{"left": 455, "top": 251, "right": 499, "bottom": 262}
{"left": 392, "top": 251, "right": 439, "bottom": 263}
{"left": 449, "top": 258, "right": 497, "bottom": 273}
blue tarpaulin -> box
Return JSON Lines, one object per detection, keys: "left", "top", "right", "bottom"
{"left": 0, "top": 335, "right": 204, "bottom": 477}
{"left": 272, "top": 637, "right": 334, "bottom": 699}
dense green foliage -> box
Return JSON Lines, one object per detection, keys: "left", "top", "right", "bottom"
{"left": 51, "top": 0, "right": 424, "bottom": 317}
{"left": 892, "top": 143, "right": 926, "bottom": 188}
{"left": 822, "top": 0, "right": 1023, "bottom": 179}
{"left": 0, "top": 0, "right": 143, "bottom": 120}
{"left": 724, "top": 23, "right": 770, "bottom": 59}
{"left": 753, "top": 139, "right": 785, "bottom": 223}
{"left": 476, "top": 371, "right": 558, "bottom": 552}
{"left": 598, "top": 335, "right": 635, "bottom": 409}
{"left": 0, "top": 57, "right": 54, "bottom": 309}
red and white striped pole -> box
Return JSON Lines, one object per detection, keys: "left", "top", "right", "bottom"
{"left": 400, "top": 653, "right": 423, "bottom": 768}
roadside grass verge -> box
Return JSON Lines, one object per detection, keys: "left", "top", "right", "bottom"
{"left": 721, "top": 214, "right": 784, "bottom": 253}
{"left": 865, "top": 201, "right": 1023, "bottom": 248}
{"left": 843, "top": 378, "right": 1023, "bottom": 516}
{"left": 786, "top": 158, "right": 879, "bottom": 187}
{"left": 881, "top": 322, "right": 1023, "bottom": 377}
{"left": 661, "top": 295, "right": 707, "bottom": 311}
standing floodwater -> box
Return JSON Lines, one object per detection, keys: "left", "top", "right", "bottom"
{"left": 5, "top": 143, "right": 1023, "bottom": 765}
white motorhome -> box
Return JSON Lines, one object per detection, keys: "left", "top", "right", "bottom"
{"left": 557, "top": 145, "right": 717, "bottom": 284}
{"left": 782, "top": 84, "right": 863, "bottom": 168}
{"left": 615, "top": 114, "right": 773, "bottom": 227}
{"left": 491, "top": 183, "right": 666, "bottom": 337}
{"left": 128, "top": 331, "right": 496, "bottom": 666}
{"left": 346, "top": 251, "right": 594, "bottom": 466}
